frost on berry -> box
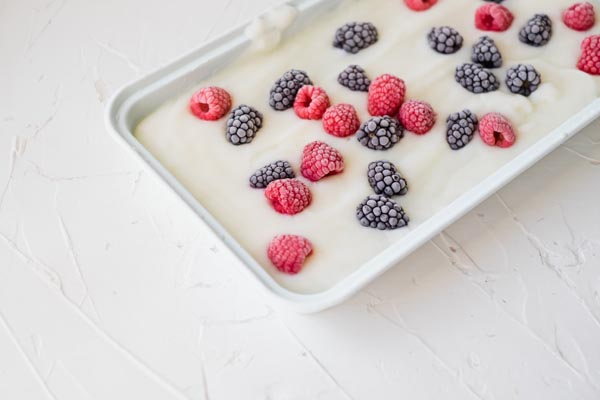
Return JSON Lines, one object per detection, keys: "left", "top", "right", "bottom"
{"left": 189, "top": 86, "right": 231, "bottom": 121}
{"left": 475, "top": 3, "right": 514, "bottom": 32}
{"left": 322, "top": 104, "right": 360, "bottom": 138}
{"left": 265, "top": 179, "right": 312, "bottom": 215}
{"left": 301, "top": 141, "right": 345, "bottom": 182}
{"left": 479, "top": 113, "right": 516, "bottom": 148}
{"left": 267, "top": 235, "right": 313, "bottom": 274}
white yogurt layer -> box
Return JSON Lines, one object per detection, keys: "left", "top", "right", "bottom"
{"left": 135, "top": 0, "right": 600, "bottom": 294}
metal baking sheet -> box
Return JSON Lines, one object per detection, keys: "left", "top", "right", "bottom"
{"left": 105, "top": 0, "right": 600, "bottom": 312}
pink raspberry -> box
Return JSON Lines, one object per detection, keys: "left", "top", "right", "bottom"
{"left": 301, "top": 141, "right": 344, "bottom": 182}
{"left": 189, "top": 87, "right": 231, "bottom": 121}
{"left": 265, "top": 179, "right": 312, "bottom": 215}
{"left": 267, "top": 235, "right": 313, "bottom": 275}
{"left": 322, "top": 104, "right": 360, "bottom": 138}
{"left": 398, "top": 100, "right": 436, "bottom": 135}
{"left": 404, "top": 0, "right": 437, "bottom": 12}
{"left": 475, "top": 3, "right": 514, "bottom": 32}
{"left": 563, "top": 2, "right": 596, "bottom": 31}
{"left": 577, "top": 35, "right": 600, "bottom": 75}
{"left": 479, "top": 113, "right": 516, "bottom": 148}
{"left": 368, "top": 74, "right": 406, "bottom": 117}
{"left": 294, "top": 85, "right": 330, "bottom": 120}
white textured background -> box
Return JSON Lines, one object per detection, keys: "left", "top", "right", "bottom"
{"left": 2, "top": 0, "right": 600, "bottom": 399}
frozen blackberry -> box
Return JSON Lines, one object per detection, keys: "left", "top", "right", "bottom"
{"left": 446, "top": 110, "right": 478, "bottom": 150}
{"left": 505, "top": 64, "right": 541, "bottom": 96}
{"left": 455, "top": 63, "right": 500, "bottom": 94}
{"left": 519, "top": 14, "right": 552, "bottom": 47}
{"left": 333, "top": 22, "right": 378, "bottom": 54}
{"left": 269, "top": 69, "right": 312, "bottom": 111}
{"left": 226, "top": 105, "right": 263, "bottom": 145}
{"left": 367, "top": 161, "right": 408, "bottom": 197}
{"left": 356, "top": 116, "right": 404, "bottom": 151}
{"left": 249, "top": 161, "right": 295, "bottom": 189}
{"left": 338, "top": 65, "right": 371, "bottom": 92}
{"left": 356, "top": 195, "right": 409, "bottom": 230}
{"left": 471, "top": 36, "right": 503, "bottom": 68}
{"left": 428, "top": 26, "right": 464, "bottom": 55}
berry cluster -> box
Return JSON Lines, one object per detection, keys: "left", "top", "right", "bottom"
{"left": 445, "top": 109, "right": 516, "bottom": 150}
{"left": 425, "top": 8, "right": 556, "bottom": 97}
{"left": 185, "top": 0, "right": 597, "bottom": 275}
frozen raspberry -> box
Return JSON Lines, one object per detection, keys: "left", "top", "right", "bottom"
{"left": 577, "top": 35, "right": 600, "bottom": 75}
{"left": 368, "top": 74, "right": 406, "bottom": 117}
{"left": 265, "top": 179, "right": 312, "bottom": 215}
{"left": 301, "top": 141, "right": 344, "bottom": 182}
{"left": 322, "top": 104, "right": 360, "bottom": 138}
{"left": 475, "top": 3, "right": 514, "bottom": 32}
{"left": 479, "top": 113, "right": 516, "bottom": 148}
{"left": 563, "top": 2, "right": 596, "bottom": 31}
{"left": 293, "top": 86, "right": 330, "bottom": 120}
{"left": 404, "top": 0, "right": 438, "bottom": 12}
{"left": 189, "top": 87, "right": 231, "bottom": 121}
{"left": 398, "top": 100, "right": 436, "bottom": 135}
{"left": 267, "top": 235, "right": 313, "bottom": 275}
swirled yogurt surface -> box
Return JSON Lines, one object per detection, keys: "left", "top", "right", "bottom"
{"left": 135, "top": 0, "right": 600, "bottom": 294}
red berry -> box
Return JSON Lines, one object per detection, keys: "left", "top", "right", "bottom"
{"left": 322, "top": 104, "right": 361, "bottom": 137}
{"left": 294, "top": 85, "right": 330, "bottom": 120}
{"left": 267, "top": 235, "right": 313, "bottom": 275}
{"left": 404, "top": 0, "right": 437, "bottom": 12}
{"left": 265, "top": 179, "right": 312, "bottom": 215}
{"left": 563, "top": 2, "right": 596, "bottom": 31}
{"left": 301, "top": 141, "right": 344, "bottom": 182}
{"left": 479, "top": 113, "right": 516, "bottom": 148}
{"left": 577, "top": 35, "right": 600, "bottom": 75}
{"left": 368, "top": 74, "right": 406, "bottom": 117}
{"left": 398, "top": 100, "right": 436, "bottom": 135}
{"left": 189, "top": 87, "right": 231, "bottom": 121}
{"left": 475, "top": 3, "right": 514, "bottom": 32}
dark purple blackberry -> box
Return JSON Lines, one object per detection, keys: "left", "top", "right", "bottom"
{"left": 268, "top": 69, "right": 312, "bottom": 111}
{"left": 519, "top": 14, "right": 552, "bottom": 47}
{"left": 338, "top": 65, "right": 371, "bottom": 92}
{"left": 446, "top": 110, "right": 478, "bottom": 150}
{"left": 333, "top": 22, "right": 378, "bottom": 54}
{"left": 484, "top": 0, "right": 504, "bottom": 2}
{"left": 356, "top": 195, "right": 409, "bottom": 230}
{"left": 471, "top": 36, "right": 502, "bottom": 68}
{"left": 356, "top": 116, "right": 403, "bottom": 151}
{"left": 455, "top": 63, "right": 500, "bottom": 94}
{"left": 367, "top": 161, "right": 408, "bottom": 197}
{"left": 249, "top": 161, "right": 295, "bottom": 188}
{"left": 505, "top": 64, "right": 541, "bottom": 97}
{"left": 428, "top": 26, "right": 464, "bottom": 55}
{"left": 226, "top": 105, "right": 263, "bottom": 145}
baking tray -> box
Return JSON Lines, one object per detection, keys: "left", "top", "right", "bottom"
{"left": 105, "top": 0, "right": 600, "bottom": 313}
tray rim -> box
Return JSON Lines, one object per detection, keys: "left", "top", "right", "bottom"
{"left": 105, "top": 0, "right": 600, "bottom": 313}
